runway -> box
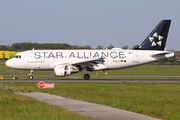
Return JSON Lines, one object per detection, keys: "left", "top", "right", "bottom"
{"left": 1, "top": 79, "right": 180, "bottom": 83}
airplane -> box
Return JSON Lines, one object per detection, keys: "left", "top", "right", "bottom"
{"left": 5, "top": 20, "right": 174, "bottom": 80}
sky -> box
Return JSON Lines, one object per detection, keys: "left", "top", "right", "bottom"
{"left": 0, "top": 0, "right": 180, "bottom": 50}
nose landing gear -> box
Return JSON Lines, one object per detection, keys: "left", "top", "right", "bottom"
{"left": 29, "top": 75, "right": 33, "bottom": 80}
{"left": 29, "top": 70, "right": 33, "bottom": 80}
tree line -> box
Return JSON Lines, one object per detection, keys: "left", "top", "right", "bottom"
{"left": 0, "top": 43, "right": 139, "bottom": 51}
{"left": 0, "top": 43, "right": 92, "bottom": 51}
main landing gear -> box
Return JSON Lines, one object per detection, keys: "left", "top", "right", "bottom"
{"left": 82, "top": 68, "right": 90, "bottom": 80}
{"left": 84, "top": 74, "right": 90, "bottom": 80}
{"left": 28, "top": 69, "right": 91, "bottom": 80}
{"left": 29, "top": 70, "right": 33, "bottom": 80}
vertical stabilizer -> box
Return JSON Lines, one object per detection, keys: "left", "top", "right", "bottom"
{"left": 137, "top": 20, "right": 171, "bottom": 50}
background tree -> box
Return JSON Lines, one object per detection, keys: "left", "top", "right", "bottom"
{"left": 96, "top": 45, "right": 104, "bottom": 49}
{"left": 175, "top": 51, "right": 180, "bottom": 62}
{"left": 132, "top": 45, "right": 139, "bottom": 49}
{"left": 11, "top": 43, "right": 21, "bottom": 51}
{"left": 79, "top": 45, "right": 92, "bottom": 49}
{"left": 122, "top": 45, "right": 129, "bottom": 50}
{"left": 2, "top": 43, "right": 92, "bottom": 51}
{"left": 0, "top": 45, "right": 9, "bottom": 50}
{"left": 1, "top": 52, "right": 6, "bottom": 59}
{"left": 107, "top": 44, "right": 114, "bottom": 49}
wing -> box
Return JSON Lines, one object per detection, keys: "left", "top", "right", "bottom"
{"left": 51, "top": 57, "right": 107, "bottom": 71}
{"left": 71, "top": 57, "right": 107, "bottom": 70}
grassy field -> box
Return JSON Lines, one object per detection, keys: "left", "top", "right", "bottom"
{"left": 1, "top": 64, "right": 180, "bottom": 119}
{"left": 1, "top": 82, "right": 180, "bottom": 120}
{"left": 0, "top": 88, "right": 93, "bottom": 120}
{"left": 1, "top": 64, "right": 180, "bottom": 80}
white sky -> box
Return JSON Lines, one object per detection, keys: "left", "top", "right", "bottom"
{"left": 0, "top": 0, "right": 179, "bottom": 50}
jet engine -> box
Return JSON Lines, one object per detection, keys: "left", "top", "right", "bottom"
{"left": 54, "top": 65, "right": 79, "bottom": 77}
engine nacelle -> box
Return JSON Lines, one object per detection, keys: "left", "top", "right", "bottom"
{"left": 54, "top": 65, "right": 79, "bottom": 77}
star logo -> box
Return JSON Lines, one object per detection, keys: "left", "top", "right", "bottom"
{"left": 148, "top": 32, "right": 163, "bottom": 47}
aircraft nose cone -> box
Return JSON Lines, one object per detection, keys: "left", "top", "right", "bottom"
{"left": 5, "top": 59, "right": 14, "bottom": 68}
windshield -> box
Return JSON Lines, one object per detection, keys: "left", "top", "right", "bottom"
{"left": 13, "top": 55, "right": 21, "bottom": 58}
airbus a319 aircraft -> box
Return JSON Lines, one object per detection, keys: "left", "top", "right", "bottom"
{"left": 6, "top": 20, "right": 174, "bottom": 80}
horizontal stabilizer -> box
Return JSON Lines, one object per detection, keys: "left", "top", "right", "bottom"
{"left": 150, "top": 51, "right": 174, "bottom": 57}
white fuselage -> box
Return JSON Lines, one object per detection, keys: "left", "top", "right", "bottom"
{"left": 5, "top": 48, "right": 174, "bottom": 71}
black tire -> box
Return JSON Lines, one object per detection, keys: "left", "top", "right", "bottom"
{"left": 29, "top": 75, "right": 33, "bottom": 80}
{"left": 84, "top": 74, "right": 90, "bottom": 80}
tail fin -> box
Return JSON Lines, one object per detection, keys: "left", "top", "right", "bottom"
{"left": 137, "top": 20, "right": 171, "bottom": 50}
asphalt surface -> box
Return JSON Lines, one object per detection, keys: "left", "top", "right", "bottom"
{"left": 1, "top": 79, "right": 180, "bottom": 83}
{"left": 16, "top": 92, "right": 161, "bottom": 120}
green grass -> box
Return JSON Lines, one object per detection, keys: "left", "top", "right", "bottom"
{"left": 0, "top": 88, "right": 93, "bottom": 120}
{"left": 0, "top": 64, "right": 54, "bottom": 76}
{"left": 1, "top": 82, "right": 180, "bottom": 120}
{"left": 1, "top": 64, "right": 180, "bottom": 119}
{"left": 96, "top": 64, "right": 180, "bottom": 76}
{"left": 0, "top": 59, "right": 7, "bottom": 62}
{"left": 1, "top": 64, "right": 180, "bottom": 80}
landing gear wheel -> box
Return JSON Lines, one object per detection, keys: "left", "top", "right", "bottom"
{"left": 29, "top": 75, "right": 33, "bottom": 80}
{"left": 84, "top": 74, "right": 90, "bottom": 80}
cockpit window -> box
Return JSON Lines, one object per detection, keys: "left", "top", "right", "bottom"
{"left": 13, "top": 55, "right": 18, "bottom": 58}
{"left": 13, "top": 55, "right": 22, "bottom": 58}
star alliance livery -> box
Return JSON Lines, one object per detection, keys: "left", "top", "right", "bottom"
{"left": 6, "top": 20, "right": 174, "bottom": 80}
